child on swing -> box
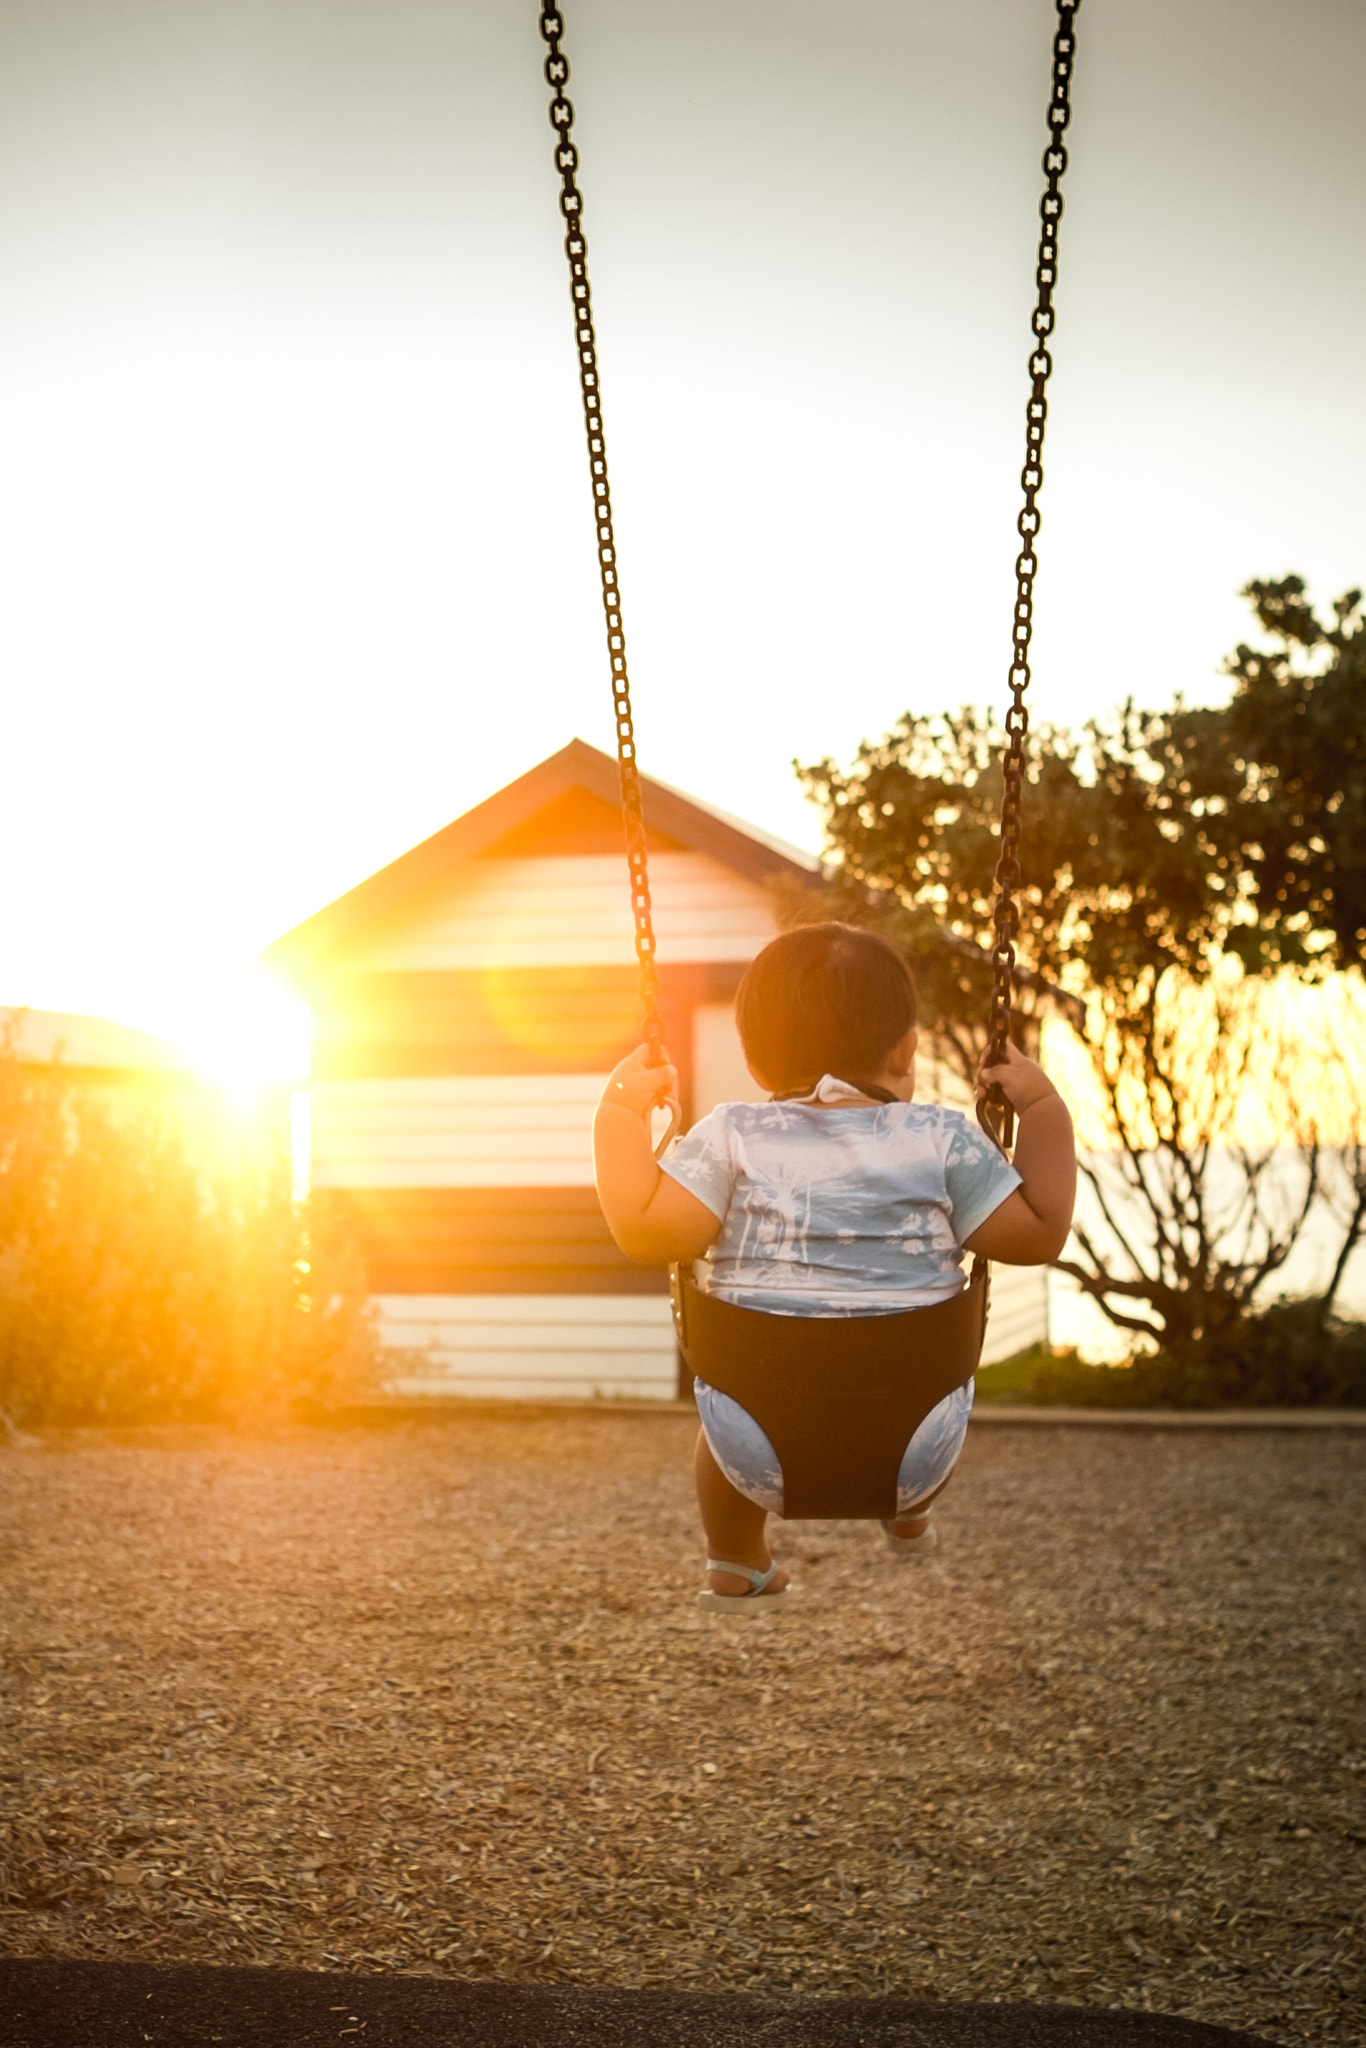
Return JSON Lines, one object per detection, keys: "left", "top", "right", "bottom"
{"left": 593, "top": 923, "right": 1076, "bottom": 1613}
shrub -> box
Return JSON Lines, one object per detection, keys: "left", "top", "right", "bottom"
{"left": 0, "top": 1044, "right": 377, "bottom": 1428}
{"left": 979, "top": 1300, "right": 1366, "bottom": 1409}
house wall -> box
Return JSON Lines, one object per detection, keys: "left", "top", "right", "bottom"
{"left": 692, "top": 1002, "right": 768, "bottom": 1118}
{"left": 312, "top": 1073, "right": 603, "bottom": 1187}
{"left": 343, "top": 854, "right": 775, "bottom": 971}
{"left": 378, "top": 1294, "right": 678, "bottom": 1403}
{"left": 312, "top": 845, "right": 783, "bottom": 1398}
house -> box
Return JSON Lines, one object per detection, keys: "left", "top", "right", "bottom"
{"left": 265, "top": 740, "right": 1047, "bottom": 1400}
{"left": 1, "top": 1007, "right": 187, "bottom": 1084}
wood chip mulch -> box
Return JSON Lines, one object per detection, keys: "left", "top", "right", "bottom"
{"left": 2, "top": 1413, "right": 1362, "bottom": 2047}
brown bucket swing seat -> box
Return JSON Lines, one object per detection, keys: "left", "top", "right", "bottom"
{"left": 670, "top": 1257, "right": 990, "bottom": 1523}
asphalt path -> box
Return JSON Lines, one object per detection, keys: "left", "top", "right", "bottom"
{"left": 1, "top": 1960, "right": 1277, "bottom": 2047}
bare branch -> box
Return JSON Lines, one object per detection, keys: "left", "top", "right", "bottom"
{"left": 1051, "top": 1258, "right": 1166, "bottom": 1338}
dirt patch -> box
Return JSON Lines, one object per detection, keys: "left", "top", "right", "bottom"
{"left": 1, "top": 1414, "right": 1362, "bottom": 2045}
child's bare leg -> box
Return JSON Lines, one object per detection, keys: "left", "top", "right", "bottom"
{"left": 694, "top": 1429, "right": 791, "bottom": 1596}
{"left": 884, "top": 1469, "right": 955, "bottom": 1539}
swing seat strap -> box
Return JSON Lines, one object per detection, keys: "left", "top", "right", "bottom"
{"left": 671, "top": 1263, "right": 990, "bottom": 1522}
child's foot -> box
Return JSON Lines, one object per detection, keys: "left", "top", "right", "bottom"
{"left": 697, "top": 1556, "right": 792, "bottom": 1618}
{"left": 882, "top": 1511, "right": 937, "bottom": 1556}
{"left": 706, "top": 1558, "right": 791, "bottom": 1598}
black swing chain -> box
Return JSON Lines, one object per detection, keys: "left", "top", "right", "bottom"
{"left": 538, "top": 5, "right": 665, "bottom": 1068}
{"left": 981, "top": 0, "right": 1080, "bottom": 1151}
{"left": 539, "top": 0, "right": 1077, "bottom": 1102}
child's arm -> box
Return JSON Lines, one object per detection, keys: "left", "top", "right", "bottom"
{"left": 963, "top": 1043, "right": 1076, "bottom": 1264}
{"left": 594, "top": 1045, "right": 724, "bottom": 1264}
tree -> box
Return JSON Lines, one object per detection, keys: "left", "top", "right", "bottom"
{"left": 794, "top": 579, "right": 1366, "bottom": 1355}
{"left": 1199, "top": 576, "right": 1365, "bottom": 976}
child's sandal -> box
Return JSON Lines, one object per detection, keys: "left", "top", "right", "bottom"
{"left": 696, "top": 1558, "right": 791, "bottom": 1619}
{"left": 882, "top": 1516, "right": 938, "bottom": 1558}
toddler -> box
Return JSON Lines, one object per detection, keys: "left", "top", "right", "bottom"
{"left": 593, "top": 923, "right": 1076, "bottom": 1611}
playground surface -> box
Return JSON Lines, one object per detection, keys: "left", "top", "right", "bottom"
{"left": 2, "top": 1412, "right": 1361, "bottom": 2047}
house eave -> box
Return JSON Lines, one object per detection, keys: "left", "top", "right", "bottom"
{"left": 263, "top": 739, "right": 819, "bottom": 979}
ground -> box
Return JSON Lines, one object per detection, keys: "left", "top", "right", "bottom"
{"left": 1, "top": 1414, "right": 1362, "bottom": 2047}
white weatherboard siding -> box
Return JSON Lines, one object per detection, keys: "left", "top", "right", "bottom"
{"left": 312, "top": 1073, "right": 604, "bottom": 1187}
{"left": 378, "top": 1294, "right": 678, "bottom": 1401}
{"left": 346, "top": 854, "right": 779, "bottom": 970}
{"left": 692, "top": 1002, "right": 768, "bottom": 1118}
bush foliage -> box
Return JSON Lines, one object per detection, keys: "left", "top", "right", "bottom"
{"left": 0, "top": 1044, "right": 376, "bottom": 1429}
{"left": 980, "top": 1302, "right": 1366, "bottom": 1409}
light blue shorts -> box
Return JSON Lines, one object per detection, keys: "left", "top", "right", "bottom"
{"left": 694, "top": 1376, "right": 974, "bottom": 1519}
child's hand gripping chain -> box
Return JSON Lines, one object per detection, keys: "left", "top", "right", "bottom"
{"left": 967, "top": 1042, "right": 1076, "bottom": 1266}
{"left": 593, "top": 1045, "right": 714, "bottom": 1264}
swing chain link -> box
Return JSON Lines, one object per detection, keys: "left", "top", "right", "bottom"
{"left": 981, "top": 0, "right": 1080, "bottom": 1149}
{"left": 538, "top": 4, "right": 665, "bottom": 1067}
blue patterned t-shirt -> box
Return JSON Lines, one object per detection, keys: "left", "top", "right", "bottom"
{"left": 660, "top": 1074, "right": 1021, "bottom": 1317}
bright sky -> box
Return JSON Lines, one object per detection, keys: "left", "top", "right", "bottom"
{"left": 0, "top": 0, "right": 1362, "bottom": 1083}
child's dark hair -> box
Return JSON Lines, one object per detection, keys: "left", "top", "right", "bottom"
{"left": 735, "top": 923, "right": 918, "bottom": 1094}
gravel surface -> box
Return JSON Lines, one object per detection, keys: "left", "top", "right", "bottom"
{"left": 1, "top": 1414, "right": 1361, "bottom": 2045}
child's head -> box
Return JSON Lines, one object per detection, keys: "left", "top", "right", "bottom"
{"left": 736, "top": 922, "right": 918, "bottom": 1094}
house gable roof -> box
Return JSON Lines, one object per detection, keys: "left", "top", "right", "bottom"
{"left": 265, "top": 739, "right": 817, "bottom": 976}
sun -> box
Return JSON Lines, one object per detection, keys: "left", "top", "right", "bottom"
{"left": 160, "top": 961, "right": 312, "bottom": 1105}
